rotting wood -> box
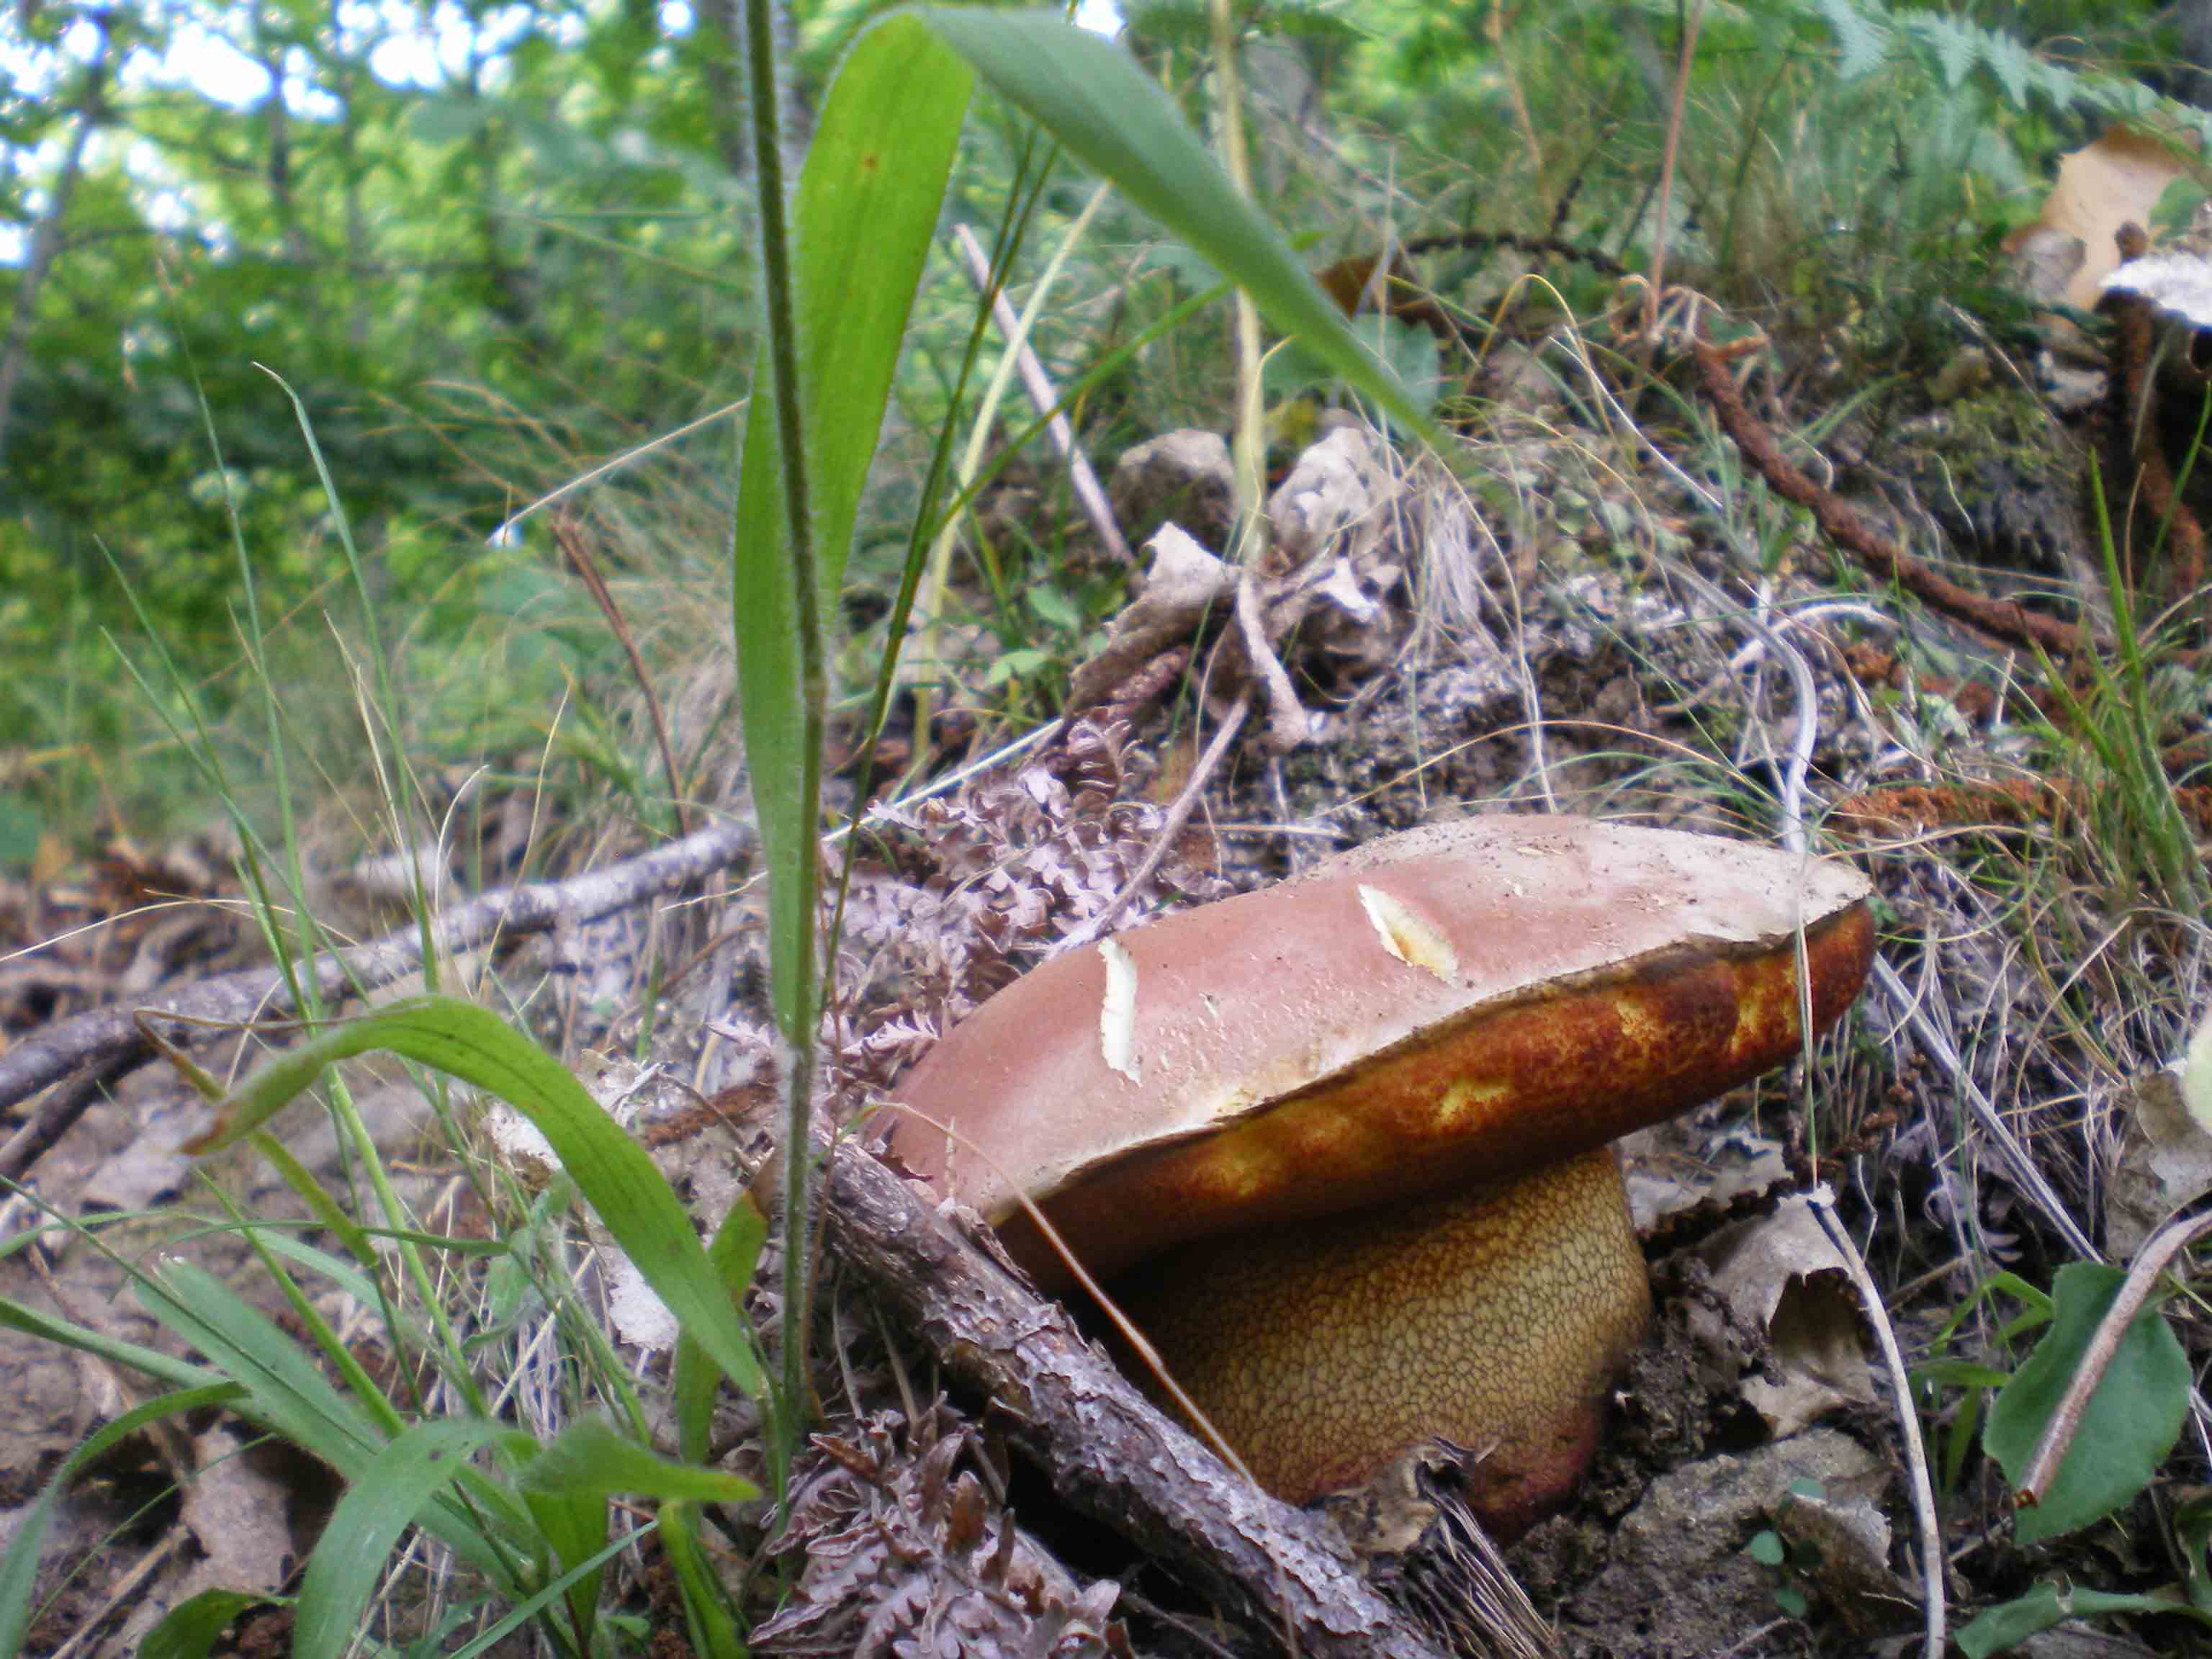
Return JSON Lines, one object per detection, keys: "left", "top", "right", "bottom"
{"left": 2098, "top": 223, "right": 2212, "bottom": 604}
{"left": 817, "top": 1131, "right": 1462, "bottom": 1659}
{"left": 0, "top": 819, "right": 755, "bottom": 1163}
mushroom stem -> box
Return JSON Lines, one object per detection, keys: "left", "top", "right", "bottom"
{"left": 1112, "top": 1143, "right": 1649, "bottom": 1539}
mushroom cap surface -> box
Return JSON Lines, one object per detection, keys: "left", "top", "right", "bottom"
{"left": 891, "top": 813, "right": 1874, "bottom": 1285}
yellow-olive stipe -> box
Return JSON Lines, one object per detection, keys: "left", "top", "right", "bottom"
{"left": 1114, "top": 1144, "right": 1647, "bottom": 1535}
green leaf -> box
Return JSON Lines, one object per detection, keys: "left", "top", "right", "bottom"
{"left": 1958, "top": 1581, "right": 2212, "bottom": 1658}
{"left": 1984, "top": 1262, "right": 2191, "bottom": 1545}
{"left": 181, "top": 997, "right": 768, "bottom": 1408}
{"left": 732, "top": 13, "right": 972, "bottom": 1025}
{"left": 517, "top": 1415, "right": 759, "bottom": 1507}
{"left": 297, "top": 1417, "right": 525, "bottom": 1659}
{"left": 914, "top": 7, "right": 1446, "bottom": 452}
{"left": 141, "top": 1589, "right": 279, "bottom": 1659}
{"left": 0, "top": 1385, "right": 243, "bottom": 1659}
{"left": 508, "top": 1413, "right": 760, "bottom": 1640}
{"left": 1024, "top": 585, "right": 1082, "bottom": 632}
{"left": 1910, "top": 1358, "right": 2012, "bottom": 1391}
{"left": 1746, "top": 1529, "right": 1786, "bottom": 1567}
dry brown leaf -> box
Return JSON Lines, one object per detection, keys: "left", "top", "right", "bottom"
{"left": 2107, "top": 1068, "right": 2212, "bottom": 1257}
{"left": 2015, "top": 125, "right": 2198, "bottom": 311}
{"left": 1696, "top": 1196, "right": 1876, "bottom": 1437}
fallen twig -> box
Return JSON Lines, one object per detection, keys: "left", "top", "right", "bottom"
{"left": 1690, "top": 327, "right": 2085, "bottom": 662}
{"left": 818, "top": 1131, "right": 1457, "bottom": 1659}
{"left": 0, "top": 819, "right": 755, "bottom": 1137}
{"left": 951, "top": 222, "right": 1130, "bottom": 565}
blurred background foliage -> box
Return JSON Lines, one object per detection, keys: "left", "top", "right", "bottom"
{"left": 0, "top": 0, "right": 2197, "bottom": 864}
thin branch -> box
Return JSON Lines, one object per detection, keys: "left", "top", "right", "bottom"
{"left": 1691, "top": 328, "right": 2085, "bottom": 661}
{"left": 950, "top": 222, "right": 1130, "bottom": 562}
{"left": 0, "top": 819, "right": 755, "bottom": 1131}
{"left": 818, "top": 1130, "right": 1455, "bottom": 1659}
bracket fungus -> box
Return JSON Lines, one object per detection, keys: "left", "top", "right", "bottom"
{"left": 890, "top": 814, "right": 1874, "bottom": 1538}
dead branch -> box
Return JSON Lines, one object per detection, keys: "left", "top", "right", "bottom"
{"left": 818, "top": 1133, "right": 1458, "bottom": 1659}
{"left": 0, "top": 819, "right": 755, "bottom": 1154}
{"left": 1690, "top": 331, "right": 2085, "bottom": 662}
{"left": 951, "top": 222, "right": 1130, "bottom": 565}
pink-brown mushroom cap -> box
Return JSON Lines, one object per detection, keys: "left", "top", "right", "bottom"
{"left": 891, "top": 813, "right": 1874, "bottom": 1290}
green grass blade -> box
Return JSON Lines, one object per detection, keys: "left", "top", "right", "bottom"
{"left": 136, "top": 1260, "right": 531, "bottom": 1583}
{"left": 0, "top": 1384, "right": 241, "bottom": 1659}
{"left": 520, "top": 1477, "right": 608, "bottom": 1654}
{"left": 248, "top": 1129, "right": 379, "bottom": 1270}
{"left": 441, "top": 1528, "right": 647, "bottom": 1659}
{"left": 295, "top": 1416, "right": 526, "bottom": 1659}
{"left": 676, "top": 1192, "right": 769, "bottom": 1466}
{"left": 182, "top": 996, "right": 770, "bottom": 1406}
{"left": 0, "top": 1288, "right": 224, "bottom": 1392}
{"left": 732, "top": 12, "right": 973, "bottom": 1018}
{"left": 513, "top": 1418, "right": 761, "bottom": 1649}
{"left": 520, "top": 1415, "right": 759, "bottom": 1506}
{"left": 138, "top": 1259, "right": 390, "bottom": 1476}
{"left": 914, "top": 6, "right": 1448, "bottom": 453}
{"left": 659, "top": 1502, "right": 749, "bottom": 1659}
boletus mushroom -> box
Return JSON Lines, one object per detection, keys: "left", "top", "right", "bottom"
{"left": 889, "top": 814, "right": 1874, "bottom": 1538}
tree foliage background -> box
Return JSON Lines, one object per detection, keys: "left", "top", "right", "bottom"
{"left": 0, "top": 0, "right": 2193, "bottom": 861}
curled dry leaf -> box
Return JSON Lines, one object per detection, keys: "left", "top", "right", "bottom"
{"left": 1065, "top": 523, "right": 1238, "bottom": 714}
{"left": 2106, "top": 1068, "right": 2212, "bottom": 1258}
{"left": 2012, "top": 124, "right": 2196, "bottom": 312}
{"left": 1694, "top": 1195, "right": 1877, "bottom": 1438}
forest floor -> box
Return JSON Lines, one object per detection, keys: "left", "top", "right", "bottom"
{"left": 0, "top": 308, "right": 2205, "bottom": 1659}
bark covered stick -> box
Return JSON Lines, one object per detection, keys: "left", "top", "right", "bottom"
{"left": 0, "top": 819, "right": 755, "bottom": 1133}
{"left": 817, "top": 1132, "right": 1455, "bottom": 1659}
